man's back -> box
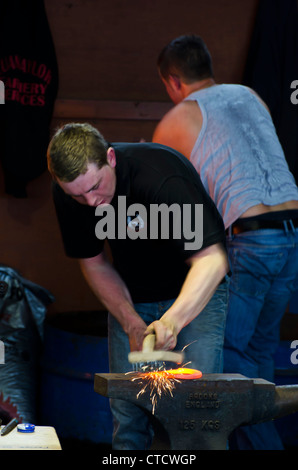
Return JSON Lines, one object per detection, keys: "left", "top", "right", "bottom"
{"left": 154, "top": 84, "right": 298, "bottom": 227}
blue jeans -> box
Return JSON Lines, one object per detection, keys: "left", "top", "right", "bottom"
{"left": 224, "top": 226, "right": 298, "bottom": 449}
{"left": 108, "top": 279, "right": 229, "bottom": 450}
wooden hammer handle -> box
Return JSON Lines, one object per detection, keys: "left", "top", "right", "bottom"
{"left": 142, "top": 333, "right": 156, "bottom": 352}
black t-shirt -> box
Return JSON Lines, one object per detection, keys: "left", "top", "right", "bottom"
{"left": 52, "top": 142, "right": 226, "bottom": 302}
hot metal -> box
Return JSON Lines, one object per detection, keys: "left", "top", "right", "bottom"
{"left": 128, "top": 368, "right": 202, "bottom": 414}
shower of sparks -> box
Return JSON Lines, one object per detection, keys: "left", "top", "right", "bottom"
{"left": 127, "top": 341, "right": 198, "bottom": 414}
{"left": 130, "top": 368, "right": 181, "bottom": 414}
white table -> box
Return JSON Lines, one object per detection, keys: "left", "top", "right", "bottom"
{"left": 0, "top": 426, "right": 62, "bottom": 450}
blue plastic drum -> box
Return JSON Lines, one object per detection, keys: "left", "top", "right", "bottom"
{"left": 39, "top": 312, "right": 113, "bottom": 445}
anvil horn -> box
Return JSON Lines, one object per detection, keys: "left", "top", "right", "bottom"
{"left": 272, "top": 385, "right": 298, "bottom": 419}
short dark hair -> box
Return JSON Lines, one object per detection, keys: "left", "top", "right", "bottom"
{"left": 157, "top": 34, "right": 213, "bottom": 83}
{"left": 47, "top": 123, "right": 109, "bottom": 182}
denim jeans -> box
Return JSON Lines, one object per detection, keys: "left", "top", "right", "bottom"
{"left": 224, "top": 226, "right": 298, "bottom": 449}
{"left": 108, "top": 278, "right": 229, "bottom": 450}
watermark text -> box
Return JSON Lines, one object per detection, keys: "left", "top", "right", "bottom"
{"left": 0, "top": 80, "right": 4, "bottom": 104}
{"left": 95, "top": 196, "right": 203, "bottom": 250}
{"left": 290, "top": 340, "right": 298, "bottom": 365}
{"left": 290, "top": 80, "right": 298, "bottom": 105}
{"left": 0, "top": 340, "right": 4, "bottom": 364}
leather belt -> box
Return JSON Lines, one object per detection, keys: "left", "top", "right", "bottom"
{"left": 227, "top": 218, "right": 298, "bottom": 235}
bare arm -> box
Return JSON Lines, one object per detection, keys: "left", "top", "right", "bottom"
{"left": 79, "top": 252, "right": 147, "bottom": 351}
{"left": 146, "top": 243, "right": 229, "bottom": 350}
{"left": 152, "top": 101, "right": 203, "bottom": 159}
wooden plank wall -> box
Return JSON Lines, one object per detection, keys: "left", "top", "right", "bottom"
{"left": 1, "top": 0, "right": 259, "bottom": 314}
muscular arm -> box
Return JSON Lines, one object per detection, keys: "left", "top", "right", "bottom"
{"left": 146, "top": 243, "right": 229, "bottom": 350}
{"left": 79, "top": 252, "right": 147, "bottom": 350}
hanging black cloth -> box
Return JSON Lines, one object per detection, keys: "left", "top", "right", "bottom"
{"left": 0, "top": 0, "right": 59, "bottom": 197}
{"left": 243, "top": 0, "right": 298, "bottom": 184}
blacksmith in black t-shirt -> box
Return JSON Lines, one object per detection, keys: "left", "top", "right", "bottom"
{"left": 47, "top": 122, "right": 229, "bottom": 450}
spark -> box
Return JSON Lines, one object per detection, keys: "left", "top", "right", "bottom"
{"left": 131, "top": 369, "right": 181, "bottom": 414}
{"left": 182, "top": 340, "right": 197, "bottom": 352}
{"left": 127, "top": 340, "right": 199, "bottom": 414}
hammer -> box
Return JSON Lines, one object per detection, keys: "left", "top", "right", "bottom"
{"left": 128, "top": 333, "right": 185, "bottom": 371}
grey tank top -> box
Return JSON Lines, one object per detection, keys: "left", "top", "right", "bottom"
{"left": 185, "top": 84, "right": 298, "bottom": 228}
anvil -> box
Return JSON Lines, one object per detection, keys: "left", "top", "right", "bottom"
{"left": 94, "top": 372, "right": 298, "bottom": 450}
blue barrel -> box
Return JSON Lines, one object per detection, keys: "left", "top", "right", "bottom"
{"left": 39, "top": 312, "right": 113, "bottom": 445}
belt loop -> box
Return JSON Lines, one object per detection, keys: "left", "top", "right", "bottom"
{"left": 283, "top": 220, "right": 289, "bottom": 234}
{"left": 227, "top": 225, "right": 232, "bottom": 238}
{"left": 289, "top": 219, "right": 295, "bottom": 233}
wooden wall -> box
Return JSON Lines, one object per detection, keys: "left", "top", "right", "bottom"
{"left": 1, "top": 0, "right": 260, "bottom": 315}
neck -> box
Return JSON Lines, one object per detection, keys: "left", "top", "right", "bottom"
{"left": 183, "top": 77, "right": 216, "bottom": 97}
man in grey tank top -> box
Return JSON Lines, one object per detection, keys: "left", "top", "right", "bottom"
{"left": 153, "top": 34, "right": 298, "bottom": 450}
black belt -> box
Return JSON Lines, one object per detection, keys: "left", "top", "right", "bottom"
{"left": 227, "top": 218, "right": 298, "bottom": 235}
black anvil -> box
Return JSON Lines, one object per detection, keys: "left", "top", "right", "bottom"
{"left": 94, "top": 372, "right": 298, "bottom": 450}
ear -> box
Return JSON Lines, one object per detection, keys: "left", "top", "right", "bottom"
{"left": 107, "top": 147, "right": 116, "bottom": 168}
{"left": 169, "top": 74, "right": 182, "bottom": 91}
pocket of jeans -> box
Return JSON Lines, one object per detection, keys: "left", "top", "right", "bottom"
{"left": 228, "top": 246, "right": 280, "bottom": 297}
